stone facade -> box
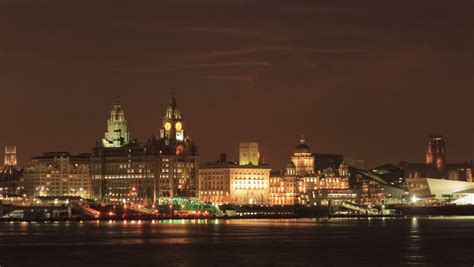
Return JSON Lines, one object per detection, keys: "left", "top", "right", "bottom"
{"left": 198, "top": 144, "right": 271, "bottom": 205}
{"left": 199, "top": 164, "right": 271, "bottom": 205}
{"left": 91, "top": 96, "right": 199, "bottom": 204}
{"left": 270, "top": 137, "right": 355, "bottom": 206}
{"left": 23, "top": 152, "right": 91, "bottom": 199}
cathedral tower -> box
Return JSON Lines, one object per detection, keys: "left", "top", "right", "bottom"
{"left": 426, "top": 135, "right": 446, "bottom": 173}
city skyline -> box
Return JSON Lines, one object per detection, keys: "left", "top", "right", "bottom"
{"left": 0, "top": 94, "right": 472, "bottom": 170}
{"left": 1, "top": 1, "right": 474, "bottom": 266}
{"left": 1, "top": 0, "right": 473, "bottom": 169}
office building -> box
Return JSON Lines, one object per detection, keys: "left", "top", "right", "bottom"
{"left": 91, "top": 96, "right": 199, "bottom": 205}
{"left": 199, "top": 145, "right": 271, "bottom": 205}
{"left": 23, "top": 152, "right": 91, "bottom": 198}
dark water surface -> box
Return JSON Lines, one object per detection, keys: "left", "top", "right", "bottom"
{"left": 0, "top": 217, "right": 474, "bottom": 266}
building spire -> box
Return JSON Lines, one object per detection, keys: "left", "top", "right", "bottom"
{"left": 112, "top": 96, "right": 122, "bottom": 111}
{"left": 170, "top": 92, "right": 177, "bottom": 108}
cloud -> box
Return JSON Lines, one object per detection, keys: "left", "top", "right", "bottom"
{"left": 201, "top": 75, "right": 256, "bottom": 88}
{"left": 166, "top": 62, "right": 272, "bottom": 70}
{"left": 202, "top": 75, "right": 251, "bottom": 80}
{"left": 110, "top": 62, "right": 272, "bottom": 73}
{"left": 185, "top": 45, "right": 362, "bottom": 60}
{"left": 139, "top": 25, "right": 279, "bottom": 41}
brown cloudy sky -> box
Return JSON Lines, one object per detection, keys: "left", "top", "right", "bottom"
{"left": 0, "top": 0, "right": 473, "bottom": 169}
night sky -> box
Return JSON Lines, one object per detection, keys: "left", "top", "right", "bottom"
{"left": 0, "top": 0, "right": 473, "bottom": 169}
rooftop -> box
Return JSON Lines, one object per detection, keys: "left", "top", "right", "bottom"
{"left": 31, "top": 152, "right": 91, "bottom": 160}
{"left": 201, "top": 161, "right": 271, "bottom": 170}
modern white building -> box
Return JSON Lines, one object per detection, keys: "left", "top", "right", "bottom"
{"left": 407, "top": 178, "right": 474, "bottom": 201}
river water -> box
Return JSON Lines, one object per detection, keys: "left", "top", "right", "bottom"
{"left": 0, "top": 217, "right": 473, "bottom": 266}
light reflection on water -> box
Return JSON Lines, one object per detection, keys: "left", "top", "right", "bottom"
{"left": 405, "top": 217, "right": 425, "bottom": 264}
{"left": 1, "top": 217, "right": 474, "bottom": 266}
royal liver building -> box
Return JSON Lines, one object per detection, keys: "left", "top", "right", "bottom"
{"left": 91, "top": 96, "right": 199, "bottom": 205}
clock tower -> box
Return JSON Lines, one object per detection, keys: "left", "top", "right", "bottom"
{"left": 150, "top": 95, "right": 198, "bottom": 199}
{"left": 160, "top": 95, "right": 185, "bottom": 143}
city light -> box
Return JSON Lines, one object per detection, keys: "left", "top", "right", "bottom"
{"left": 0, "top": 1, "right": 471, "bottom": 266}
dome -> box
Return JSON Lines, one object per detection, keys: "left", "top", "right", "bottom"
{"left": 294, "top": 143, "right": 311, "bottom": 154}
{"left": 294, "top": 135, "right": 311, "bottom": 154}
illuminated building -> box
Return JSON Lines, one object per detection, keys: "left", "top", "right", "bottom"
{"left": 403, "top": 136, "right": 474, "bottom": 204}
{"left": 298, "top": 164, "right": 355, "bottom": 206}
{"left": 91, "top": 96, "right": 199, "bottom": 204}
{"left": 407, "top": 178, "right": 474, "bottom": 202}
{"left": 91, "top": 99, "right": 152, "bottom": 203}
{"left": 269, "top": 166, "right": 299, "bottom": 205}
{"left": 102, "top": 97, "right": 130, "bottom": 148}
{"left": 23, "top": 152, "right": 91, "bottom": 198}
{"left": 0, "top": 146, "right": 24, "bottom": 197}
{"left": 91, "top": 141, "right": 152, "bottom": 204}
{"left": 199, "top": 145, "right": 271, "bottom": 205}
{"left": 401, "top": 135, "right": 473, "bottom": 181}
{"left": 147, "top": 96, "right": 199, "bottom": 199}
{"left": 349, "top": 166, "right": 407, "bottom": 205}
{"left": 270, "top": 136, "right": 356, "bottom": 206}
{"left": 291, "top": 136, "right": 315, "bottom": 176}
{"left": 446, "top": 163, "right": 474, "bottom": 182}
